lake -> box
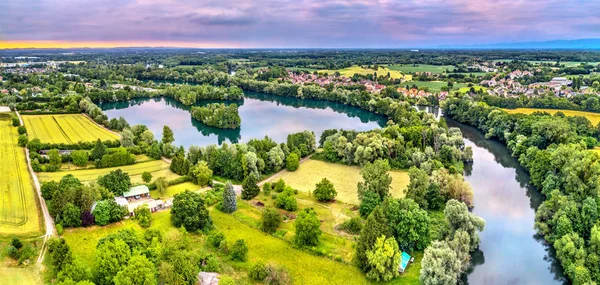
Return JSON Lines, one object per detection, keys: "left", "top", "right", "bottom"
{"left": 99, "top": 92, "right": 388, "bottom": 148}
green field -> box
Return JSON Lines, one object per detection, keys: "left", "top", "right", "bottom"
{"left": 0, "top": 114, "right": 42, "bottom": 236}
{"left": 23, "top": 114, "right": 119, "bottom": 144}
{"left": 149, "top": 182, "right": 207, "bottom": 199}
{"left": 403, "top": 81, "right": 469, "bottom": 92}
{"left": 272, "top": 159, "right": 410, "bottom": 205}
{"left": 319, "top": 65, "right": 406, "bottom": 79}
{"left": 503, "top": 108, "right": 600, "bottom": 126}
{"left": 458, "top": 86, "right": 487, "bottom": 93}
{"left": 0, "top": 266, "right": 42, "bottom": 285}
{"left": 38, "top": 159, "right": 180, "bottom": 184}
{"left": 492, "top": 59, "right": 599, "bottom": 67}
{"left": 387, "top": 64, "right": 455, "bottom": 74}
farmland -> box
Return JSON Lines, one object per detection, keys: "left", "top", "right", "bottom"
{"left": 503, "top": 108, "right": 600, "bottom": 126}
{"left": 0, "top": 114, "right": 42, "bottom": 236}
{"left": 318, "top": 65, "right": 406, "bottom": 80}
{"left": 22, "top": 114, "right": 119, "bottom": 144}
{"left": 387, "top": 64, "right": 455, "bottom": 74}
{"left": 37, "top": 159, "right": 180, "bottom": 184}
{"left": 403, "top": 81, "right": 469, "bottom": 92}
{"left": 271, "top": 159, "right": 410, "bottom": 205}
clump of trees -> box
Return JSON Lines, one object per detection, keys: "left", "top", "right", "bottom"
{"left": 171, "top": 190, "right": 212, "bottom": 232}
{"left": 191, "top": 103, "right": 241, "bottom": 129}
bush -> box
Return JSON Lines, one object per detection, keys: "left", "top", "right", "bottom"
{"left": 219, "top": 275, "right": 236, "bottom": 285}
{"left": 71, "top": 150, "right": 89, "bottom": 167}
{"left": 6, "top": 245, "right": 18, "bottom": 259}
{"left": 274, "top": 187, "right": 297, "bottom": 211}
{"left": 56, "top": 224, "right": 64, "bottom": 235}
{"left": 41, "top": 181, "right": 59, "bottom": 200}
{"left": 265, "top": 265, "right": 292, "bottom": 285}
{"left": 293, "top": 208, "right": 321, "bottom": 247}
{"left": 313, "top": 178, "right": 337, "bottom": 202}
{"left": 274, "top": 179, "right": 286, "bottom": 193}
{"left": 11, "top": 237, "right": 23, "bottom": 249}
{"left": 285, "top": 153, "right": 299, "bottom": 171}
{"left": 17, "top": 125, "right": 26, "bottom": 134}
{"left": 199, "top": 252, "right": 220, "bottom": 272}
{"left": 230, "top": 239, "right": 248, "bottom": 262}
{"left": 207, "top": 231, "right": 226, "bottom": 248}
{"left": 133, "top": 205, "right": 152, "bottom": 228}
{"left": 219, "top": 240, "right": 229, "bottom": 254}
{"left": 12, "top": 116, "right": 20, "bottom": 126}
{"left": 261, "top": 207, "right": 282, "bottom": 234}
{"left": 142, "top": 171, "right": 152, "bottom": 183}
{"left": 171, "top": 190, "right": 212, "bottom": 232}
{"left": 339, "top": 217, "right": 363, "bottom": 234}
{"left": 17, "top": 134, "right": 28, "bottom": 147}
{"left": 262, "top": 182, "right": 272, "bottom": 195}
{"left": 249, "top": 261, "right": 268, "bottom": 281}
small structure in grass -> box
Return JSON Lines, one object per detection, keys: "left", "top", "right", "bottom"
{"left": 197, "top": 272, "right": 220, "bottom": 285}
{"left": 398, "top": 251, "right": 413, "bottom": 273}
{"left": 123, "top": 185, "right": 150, "bottom": 200}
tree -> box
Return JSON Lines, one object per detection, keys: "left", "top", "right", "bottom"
{"left": 406, "top": 166, "right": 430, "bottom": 209}
{"left": 357, "top": 159, "right": 391, "bottom": 217}
{"left": 293, "top": 208, "right": 321, "bottom": 247}
{"left": 420, "top": 241, "right": 462, "bottom": 285}
{"left": 154, "top": 177, "right": 168, "bottom": 196}
{"left": 171, "top": 190, "right": 212, "bottom": 232}
{"left": 71, "top": 150, "right": 89, "bottom": 167}
{"left": 17, "top": 134, "right": 27, "bottom": 147}
{"left": 356, "top": 206, "right": 392, "bottom": 271}
{"left": 114, "top": 254, "right": 157, "bottom": 285}
{"left": 95, "top": 240, "right": 131, "bottom": 285}
{"left": 90, "top": 139, "right": 107, "bottom": 161}
{"left": 554, "top": 232, "right": 587, "bottom": 281}
{"left": 133, "top": 205, "right": 152, "bottom": 228}
{"left": 141, "top": 172, "right": 152, "bottom": 183}
{"left": 221, "top": 181, "right": 237, "bottom": 213}
{"left": 444, "top": 199, "right": 485, "bottom": 251}
{"left": 162, "top": 125, "right": 174, "bottom": 144}
{"left": 191, "top": 161, "right": 212, "bottom": 186}
{"left": 41, "top": 181, "right": 60, "bottom": 200}
{"left": 313, "top": 178, "right": 337, "bottom": 202}
{"left": 231, "top": 239, "right": 248, "bottom": 262}
{"left": 98, "top": 169, "right": 131, "bottom": 196}
{"left": 49, "top": 149, "right": 62, "bottom": 166}
{"left": 57, "top": 258, "right": 92, "bottom": 283}
{"left": 285, "top": 153, "right": 299, "bottom": 171}
{"left": 62, "top": 203, "right": 82, "bottom": 227}
{"left": 241, "top": 173, "right": 260, "bottom": 200}
{"left": 383, "top": 198, "right": 430, "bottom": 251}
{"left": 121, "top": 129, "right": 135, "bottom": 147}
{"left": 93, "top": 200, "right": 125, "bottom": 226}
{"left": 365, "top": 235, "right": 400, "bottom": 281}
{"left": 267, "top": 145, "right": 285, "bottom": 171}
{"left": 47, "top": 238, "right": 73, "bottom": 272}
{"left": 261, "top": 207, "right": 282, "bottom": 234}
{"left": 274, "top": 187, "right": 297, "bottom": 211}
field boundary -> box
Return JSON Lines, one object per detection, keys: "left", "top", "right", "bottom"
{"left": 80, "top": 113, "right": 122, "bottom": 138}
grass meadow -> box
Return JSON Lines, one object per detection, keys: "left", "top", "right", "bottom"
{"left": 22, "top": 114, "right": 119, "bottom": 144}
{"left": 0, "top": 114, "right": 42, "bottom": 237}
{"left": 387, "top": 64, "right": 455, "bottom": 74}
{"left": 319, "top": 65, "right": 406, "bottom": 80}
{"left": 503, "top": 108, "right": 600, "bottom": 126}
{"left": 38, "top": 159, "right": 180, "bottom": 184}
{"left": 272, "top": 159, "right": 410, "bottom": 205}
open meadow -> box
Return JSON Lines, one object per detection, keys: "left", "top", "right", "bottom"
{"left": 0, "top": 114, "right": 42, "bottom": 236}
{"left": 503, "top": 108, "right": 600, "bottom": 126}
{"left": 22, "top": 114, "right": 119, "bottom": 144}
{"left": 319, "top": 65, "right": 406, "bottom": 80}
{"left": 403, "top": 81, "right": 469, "bottom": 92}
{"left": 0, "top": 266, "right": 43, "bottom": 285}
{"left": 271, "top": 159, "right": 410, "bottom": 205}
{"left": 387, "top": 64, "right": 455, "bottom": 74}
{"left": 37, "top": 159, "right": 180, "bottom": 183}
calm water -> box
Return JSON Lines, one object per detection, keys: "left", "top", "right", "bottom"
{"left": 445, "top": 119, "right": 566, "bottom": 285}
{"left": 99, "top": 92, "right": 387, "bottom": 148}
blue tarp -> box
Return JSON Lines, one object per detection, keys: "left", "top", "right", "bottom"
{"left": 399, "top": 251, "right": 411, "bottom": 272}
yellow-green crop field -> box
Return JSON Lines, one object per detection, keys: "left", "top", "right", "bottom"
{"left": 319, "top": 65, "right": 407, "bottom": 80}
{"left": 23, "top": 114, "right": 119, "bottom": 144}
{"left": 38, "top": 160, "right": 180, "bottom": 184}
{"left": 0, "top": 114, "right": 42, "bottom": 236}
{"left": 272, "top": 159, "right": 410, "bottom": 205}
{"left": 503, "top": 108, "right": 600, "bottom": 126}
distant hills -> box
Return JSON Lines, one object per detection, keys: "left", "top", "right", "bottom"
{"left": 443, "top": 38, "right": 600, "bottom": 49}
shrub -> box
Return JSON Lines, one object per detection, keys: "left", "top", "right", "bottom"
{"left": 293, "top": 208, "right": 321, "bottom": 247}
{"left": 313, "top": 178, "right": 337, "bottom": 202}
{"left": 249, "top": 261, "right": 268, "bottom": 281}
{"left": 219, "top": 240, "right": 229, "bottom": 254}
{"left": 265, "top": 265, "right": 292, "bottom": 285}
{"left": 41, "top": 181, "right": 59, "bottom": 200}
{"left": 262, "top": 182, "right": 272, "bottom": 195}
{"left": 6, "top": 245, "right": 18, "bottom": 259}
{"left": 17, "top": 125, "right": 26, "bottom": 134}
{"left": 133, "top": 205, "right": 152, "bottom": 228}
{"left": 274, "top": 179, "right": 286, "bottom": 193}
{"left": 71, "top": 150, "right": 89, "bottom": 167}
{"left": 285, "top": 153, "right": 299, "bottom": 171}
{"left": 275, "top": 187, "right": 297, "bottom": 211}
{"left": 11, "top": 237, "right": 23, "bottom": 249}
{"left": 142, "top": 171, "right": 152, "bottom": 183}
{"left": 199, "top": 253, "right": 220, "bottom": 272}
{"left": 17, "top": 134, "right": 28, "bottom": 147}
{"left": 230, "top": 239, "right": 248, "bottom": 262}
{"left": 207, "top": 231, "right": 226, "bottom": 248}
{"left": 56, "top": 224, "right": 64, "bottom": 235}
{"left": 339, "top": 217, "right": 363, "bottom": 235}
{"left": 261, "top": 207, "right": 282, "bottom": 234}
{"left": 12, "top": 116, "right": 20, "bottom": 126}
{"left": 219, "top": 275, "right": 236, "bottom": 285}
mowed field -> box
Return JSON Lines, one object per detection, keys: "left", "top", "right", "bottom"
{"left": 404, "top": 81, "right": 469, "bottom": 92}
{"left": 38, "top": 159, "right": 180, "bottom": 184}
{"left": 503, "top": 108, "right": 600, "bottom": 126}
{"left": 387, "top": 64, "right": 455, "bottom": 74}
{"left": 0, "top": 114, "right": 42, "bottom": 236}
{"left": 272, "top": 159, "right": 410, "bottom": 205}
{"left": 23, "top": 114, "right": 119, "bottom": 144}
{"left": 319, "top": 65, "right": 407, "bottom": 80}
{"left": 0, "top": 266, "right": 42, "bottom": 285}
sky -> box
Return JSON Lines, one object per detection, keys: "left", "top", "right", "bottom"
{"left": 1, "top": 0, "right": 600, "bottom": 48}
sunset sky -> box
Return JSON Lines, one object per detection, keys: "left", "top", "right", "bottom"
{"left": 1, "top": 0, "right": 600, "bottom": 48}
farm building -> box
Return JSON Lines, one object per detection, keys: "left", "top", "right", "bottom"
{"left": 123, "top": 185, "right": 150, "bottom": 200}
{"left": 398, "top": 251, "right": 413, "bottom": 273}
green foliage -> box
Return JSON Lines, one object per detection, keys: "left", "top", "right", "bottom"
{"left": 17, "top": 125, "right": 26, "bottom": 134}
{"left": 113, "top": 254, "right": 157, "bottom": 285}
{"left": 231, "top": 239, "right": 249, "bottom": 262}
{"left": 95, "top": 147, "right": 136, "bottom": 168}
{"left": 285, "top": 153, "right": 300, "bottom": 171}
{"left": 98, "top": 169, "right": 131, "bottom": 196}
{"left": 221, "top": 181, "right": 237, "bottom": 213}
{"left": 274, "top": 187, "right": 297, "bottom": 211}
{"left": 444, "top": 199, "right": 485, "bottom": 251}
{"left": 48, "top": 238, "right": 73, "bottom": 273}
{"left": 93, "top": 200, "right": 126, "bottom": 226}
{"left": 249, "top": 261, "right": 269, "bottom": 281}
{"left": 383, "top": 198, "right": 430, "bottom": 251}
{"left": 56, "top": 224, "right": 64, "bottom": 235}
{"left": 365, "top": 235, "right": 400, "bottom": 281}
{"left": 293, "top": 208, "right": 321, "bottom": 247}
{"left": 18, "top": 134, "right": 28, "bottom": 146}
{"left": 274, "top": 179, "right": 286, "bottom": 193}
{"left": 262, "top": 182, "right": 272, "bottom": 195}
{"left": 191, "top": 160, "right": 212, "bottom": 186}
{"left": 62, "top": 202, "right": 82, "bottom": 227}
{"left": 339, "top": 217, "right": 363, "bottom": 235}
{"left": 162, "top": 125, "right": 174, "bottom": 144}
{"left": 94, "top": 239, "right": 131, "bottom": 285}
{"left": 141, "top": 171, "right": 152, "bottom": 183}
{"left": 356, "top": 206, "right": 392, "bottom": 271}
{"left": 154, "top": 177, "right": 168, "bottom": 196}
{"left": 241, "top": 173, "right": 260, "bottom": 200}
{"left": 207, "top": 231, "right": 226, "bottom": 248}
{"left": 261, "top": 207, "right": 282, "bottom": 234}
{"left": 219, "top": 275, "right": 236, "bottom": 285}
{"left": 41, "top": 180, "right": 60, "bottom": 200}
{"left": 313, "top": 177, "right": 337, "bottom": 202}
{"left": 171, "top": 190, "right": 212, "bottom": 232}
{"left": 357, "top": 159, "right": 391, "bottom": 217}
{"left": 90, "top": 139, "right": 107, "bottom": 161}
{"left": 420, "top": 240, "right": 462, "bottom": 285}
{"left": 12, "top": 116, "right": 20, "bottom": 126}
{"left": 191, "top": 103, "right": 241, "bottom": 129}
{"left": 71, "top": 150, "right": 89, "bottom": 167}
{"left": 133, "top": 205, "right": 152, "bottom": 228}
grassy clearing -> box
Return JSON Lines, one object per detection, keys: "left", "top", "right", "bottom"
{"left": 403, "top": 81, "right": 468, "bottom": 92}
{"left": 319, "top": 65, "right": 405, "bottom": 79}
{"left": 503, "top": 108, "right": 600, "bottom": 126}
{"left": 0, "top": 114, "right": 42, "bottom": 236}
{"left": 38, "top": 159, "right": 180, "bottom": 184}
{"left": 387, "top": 64, "right": 455, "bottom": 74}
{"left": 458, "top": 86, "right": 487, "bottom": 93}
{"left": 0, "top": 266, "right": 42, "bottom": 285}
{"left": 149, "top": 182, "right": 206, "bottom": 199}
{"left": 22, "top": 114, "right": 119, "bottom": 144}
{"left": 271, "top": 159, "right": 410, "bottom": 205}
